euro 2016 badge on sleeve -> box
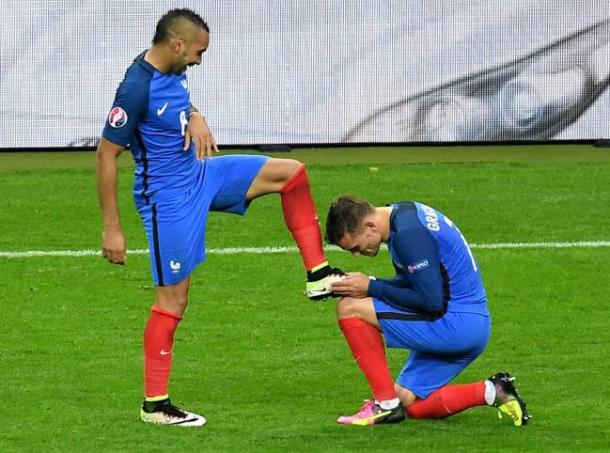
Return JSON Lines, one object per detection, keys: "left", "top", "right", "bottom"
{"left": 108, "top": 106, "right": 128, "bottom": 128}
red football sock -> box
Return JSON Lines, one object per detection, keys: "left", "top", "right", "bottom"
{"left": 143, "top": 305, "right": 182, "bottom": 398}
{"left": 406, "top": 382, "right": 487, "bottom": 419}
{"left": 279, "top": 164, "right": 326, "bottom": 270}
{"left": 339, "top": 317, "right": 397, "bottom": 401}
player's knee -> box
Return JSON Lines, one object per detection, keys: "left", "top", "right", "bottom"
{"left": 253, "top": 159, "right": 303, "bottom": 196}
{"left": 154, "top": 281, "right": 190, "bottom": 315}
{"left": 284, "top": 158, "right": 303, "bottom": 175}
{"left": 273, "top": 158, "right": 303, "bottom": 184}
{"left": 155, "top": 296, "right": 188, "bottom": 316}
{"left": 336, "top": 296, "right": 362, "bottom": 320}
{"left": 396, "top": 384, "right": 417, "bottom": 408}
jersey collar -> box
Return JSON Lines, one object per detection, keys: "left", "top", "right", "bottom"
{"left": 135, "top": 51, "right": 156, "bottom": 75}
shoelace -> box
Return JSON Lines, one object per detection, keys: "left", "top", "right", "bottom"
{"left": 160, "top": 402, "right": 188, "bottom": 418}
{"left": 355, "top": 400, "right": 375, "bottom": 416}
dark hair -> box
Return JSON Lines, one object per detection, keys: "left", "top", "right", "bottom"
{"left": 153, "top": 8, "right": 209, "bottom": 44}
{"left": 325, "top": 195, "right": 375, "bottom": 245}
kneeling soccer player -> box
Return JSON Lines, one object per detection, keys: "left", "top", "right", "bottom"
{"left": 325, "top": 195, "right": 530, "bottom": 426}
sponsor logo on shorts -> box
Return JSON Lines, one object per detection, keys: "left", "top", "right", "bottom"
{"left": 108, "top": 106, "right": 128, "bottom": 128}
{"left": 407, "top": 259, "right": 429, "bottom": 273}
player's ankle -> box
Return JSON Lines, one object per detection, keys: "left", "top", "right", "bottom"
{"left": 308, "top": 261, "right": 329, "bottom": 273}
{"left": 143, "top": 395, "right": 170, "bottom": 413}
{"left": 484, "top": 380, "right": 496, "bottom": 406}
{"left": 376, "top": 398, "right": 400, "bottom": 410}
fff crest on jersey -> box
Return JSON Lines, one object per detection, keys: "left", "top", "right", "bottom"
{"left": 108, "top": 106, "right": 128, "bottom": 128}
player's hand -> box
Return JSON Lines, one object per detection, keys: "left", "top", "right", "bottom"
{"left": 331, "top": 272, "right": 371, "bottom": 299}
{"left": 184, "top": 112, "right": 219, "bottom": 160}
{"left": 102, "top": 227, "right": 126, "bottom": 265}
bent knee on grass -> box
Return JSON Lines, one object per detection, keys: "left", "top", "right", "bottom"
{"left": 395, "top": 385, "right": 418, "bottom": 407}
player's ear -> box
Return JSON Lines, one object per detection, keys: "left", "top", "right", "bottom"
{"left": 171, "top": 35, "right": 185, "bottom": 53}
{"left": 364, "top": 219, "right": 377, "bottom": 231}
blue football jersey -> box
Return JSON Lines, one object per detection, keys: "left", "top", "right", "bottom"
{"left": 102, "top": 52, "right": 200, "bottom": 204}
{"left": 413, "top": 202, "right": 488, "bottom": 310}
{"left": 368, "top": 202, "right": 488, "bottom": 315}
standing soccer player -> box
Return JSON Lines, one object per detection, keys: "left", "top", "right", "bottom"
{"left": 325, "top": 195, "right": 530, "bottom": 426}
{"left": 96, "top": 9, "right": 342, "bottom": 427}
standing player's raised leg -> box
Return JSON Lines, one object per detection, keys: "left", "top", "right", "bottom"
{"left": 246, "top": 158, "right": 344, "bottom": 300}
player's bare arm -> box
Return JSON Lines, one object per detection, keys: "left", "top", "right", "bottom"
{"left": 184, "top": 104, "right": 218, "bottom": 160}
{"left": 331, "top": 272, "right": 371, "bottom": 298}
{"left": 96, "top": 137, "right": 127, "bottom": 265}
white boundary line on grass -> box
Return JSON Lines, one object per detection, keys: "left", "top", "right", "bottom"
{"left": 0, "top": 241, "right": 609, "bottom": 258}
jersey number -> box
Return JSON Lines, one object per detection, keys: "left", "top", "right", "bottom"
{"left": 180, "top": 111, "right": 188, "bottom": 136}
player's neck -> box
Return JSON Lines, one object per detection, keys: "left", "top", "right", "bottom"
{"left": 375, "top": 207, "right": 392, "bottom": 242}
{"left": 144, "top": 47, "right": 173, "bottom": 74}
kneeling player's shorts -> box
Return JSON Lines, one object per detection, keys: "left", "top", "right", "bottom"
{"left": 373, "top": 298, "right": 491, "bottom": 399}
{"left": 136, "top": 155, "right": 269, "bottom": 286}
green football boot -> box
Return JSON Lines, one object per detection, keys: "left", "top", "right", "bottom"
{"left": 488, "top": 371, "right": 530, "bottom": 427}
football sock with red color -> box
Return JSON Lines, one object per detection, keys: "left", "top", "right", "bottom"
{"left": 339, "top": 317, "right": 397, "bottom": 401}
{"left": 279, "top": 164, "right": 326, "bottom": 271}
{"left": 406, "top": 382, "right": 487, "bottom": 419}
{"left": 143, "top": 305, "right": 182, "bottom": 398}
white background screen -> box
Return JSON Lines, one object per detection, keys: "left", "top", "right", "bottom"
{"left": 1, "top": 0, "right": 608, "bottom": 148}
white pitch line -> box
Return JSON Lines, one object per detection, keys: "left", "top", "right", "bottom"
{"left": 0, "top": 241, "right": 609, "bottom": 258}
{"left": 470, "top": 240, "right": 610, "bottom": 249}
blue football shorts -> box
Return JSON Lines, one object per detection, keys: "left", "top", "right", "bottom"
{"left": 373, "top": 298, "right": 491, "bottom": 399}
{"left": 136, "top": 155, "right": 269, "bottom": 286}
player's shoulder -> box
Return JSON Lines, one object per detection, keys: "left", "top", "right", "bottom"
{"left": 390, "top": 201, "right": 420, "bottom": 231}
{"left": 116, "top": 52, "right": 155, "bottom": 93}
{"left": 389, "top": 202, "right": 438, "bottom": 258}
{"left": 121, "top": 52, "right": 155, "bottom": 86}
{"left": 392, "top": 201, "right": 450, "bottom": 241}
{"left": 415, "top": 202, "right": 451, "bottom": 235}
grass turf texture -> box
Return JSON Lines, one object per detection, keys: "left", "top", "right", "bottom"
{"left": 1, "top": 145, "right": 609, "bottom": 451}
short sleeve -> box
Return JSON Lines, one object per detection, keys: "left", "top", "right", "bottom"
{"left": 102, "top": 77, "right": 149, "bottom": 147}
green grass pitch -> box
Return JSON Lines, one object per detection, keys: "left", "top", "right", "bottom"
{"left": 1, "top": 144, "right": 609, "bottom": 452}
